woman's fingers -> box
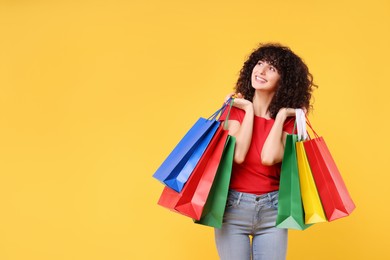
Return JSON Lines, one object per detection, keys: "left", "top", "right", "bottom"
{"left": 225, "top": 92, "right": 235, "bottom": 102}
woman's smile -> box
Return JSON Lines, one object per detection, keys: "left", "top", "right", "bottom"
{"left": 255, "top": 75, "right": 267, "bottom": 83}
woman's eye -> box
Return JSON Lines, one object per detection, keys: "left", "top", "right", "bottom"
{"left": 269, "top": 67, "right": 276, "bottom": 72}
{"left": 257, "top": 61, "right": 263, "bottom": 66}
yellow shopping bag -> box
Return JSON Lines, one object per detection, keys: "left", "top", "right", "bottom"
{"left": 296, "top": 141, "right": 327, "bottom": 224}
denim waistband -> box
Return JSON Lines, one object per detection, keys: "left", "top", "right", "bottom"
{"left": 228, "top": 189, "right": 278, "bottom": 204}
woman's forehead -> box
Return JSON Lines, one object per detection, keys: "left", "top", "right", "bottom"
{"left": 258, "top": 57, "right": 279, "bottom": 68}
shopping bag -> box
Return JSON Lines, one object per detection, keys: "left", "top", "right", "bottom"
{"left": 296, "top": 142, "right": 327, "bottom": 224}
{"left": 276, "top": 133, "right": 312, "bottom": 230}
{"left": 157, "top": 99, "right": 234, "bottom": 220}
{"left": 153, "top": 100, "right": 230, "bottom": 192}
{"left": 158, "top": 125, "right": 227, "bottom": 219}
{"left": 295, "top": 109, "right": 327, "bottom": 224}
{"left": 303, "top": 120, "right": 356, "bottom": 221}
{"left": 157, "top": 126, "right": 223, "bottom": 215}
{"left": 158, "top": 185, "right": 181, "bottom": 213}
{"left": 194, "top": 135, "right": 236, "bottom": 228}
{"left": 164, "top": 121, "right": 220, "bottom": 192}
{"left": 174, "top": 127, "right": 229, "bottom": 220}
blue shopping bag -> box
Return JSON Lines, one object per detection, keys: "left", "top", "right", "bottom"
{"left": 153, "top": 99, "right": 231, "bottom": 192}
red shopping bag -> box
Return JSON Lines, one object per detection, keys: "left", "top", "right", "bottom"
{"left": 303, "top": 120, "right": 356, "bottom": 221}
{"left": 158, "top": 125, "right": 228, "bottom": 220}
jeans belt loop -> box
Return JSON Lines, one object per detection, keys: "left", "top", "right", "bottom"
{"left": 267, "top": 192, "right": 272, "bottom": 202}
{"left": 237, "top": 192, "right": 243, "bottom": 205}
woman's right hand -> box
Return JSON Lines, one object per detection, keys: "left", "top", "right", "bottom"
{"left": 225, "top": 92, "right": 253, "bottom": 112}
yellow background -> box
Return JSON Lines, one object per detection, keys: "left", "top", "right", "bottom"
{"left": 0, "top": 0, "right": 389, "bottom": 259}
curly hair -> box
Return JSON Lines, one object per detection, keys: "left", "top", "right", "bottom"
{"left": 235, "top": 43, "right": 317, "bottom": 118}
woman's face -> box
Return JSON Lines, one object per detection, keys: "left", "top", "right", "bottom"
{"left": 251, "top": 60, "right": 281, "bottom": 92}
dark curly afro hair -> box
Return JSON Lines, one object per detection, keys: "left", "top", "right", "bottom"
{"left": 235, "top": 43, "right": 317, "bottom": 118}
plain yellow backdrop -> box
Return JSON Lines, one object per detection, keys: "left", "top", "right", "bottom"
{"left": 0, "top": 0, "right": 389, "bottom": 259}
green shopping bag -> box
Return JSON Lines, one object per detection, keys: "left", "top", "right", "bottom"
{"left": 194, "top": 135, "right": 236, "bottom": 228}
{"left": 276, "top": 134, "right": 312, "bottom": 230}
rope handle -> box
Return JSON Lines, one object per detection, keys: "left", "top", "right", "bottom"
{"left": 295, "top": 109, "right": 309, "bottom": 141}
{"left": 223, "top": 98, "right": 234, "bottom": 130}
{"left": 207, "top": 97, "right": 233, "bottom": 121}
{"left": 305, "top": 115, "right": 320, "bottom": 139}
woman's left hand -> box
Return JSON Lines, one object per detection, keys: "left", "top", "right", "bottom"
{"left": 277, "top": 108, "right": 295, "bottom": 120}
{"left": 277, "top": 107, "right": 307, "bottom": 119}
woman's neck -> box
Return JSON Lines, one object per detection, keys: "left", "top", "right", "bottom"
{"left": 252, "top": 91, "right": 275, "bottom": 118}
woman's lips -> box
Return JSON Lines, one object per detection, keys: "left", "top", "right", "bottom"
{"left": 255, "top": 75, "right": 267, "bottom": 83}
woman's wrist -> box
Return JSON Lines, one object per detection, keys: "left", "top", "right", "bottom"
{"left": 278, "top": 108, "right": 296, "bottom": 119}
{"left": 276, "top": 108, "right": 288, "bottom": 122}
{"left": 243, "top": 103, "right": 254, "bottom": 114}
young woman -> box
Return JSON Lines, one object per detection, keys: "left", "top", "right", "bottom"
{"left": 216, "top": 43, "right": 316, "bottom": 260}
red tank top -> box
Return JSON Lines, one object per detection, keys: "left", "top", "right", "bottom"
{"left": 220, "top": 106, "right": 295, "bottom": 195}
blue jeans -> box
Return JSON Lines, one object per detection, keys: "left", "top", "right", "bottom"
{"left": 214, "top": 190, "right": 288, "bottom": 260}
